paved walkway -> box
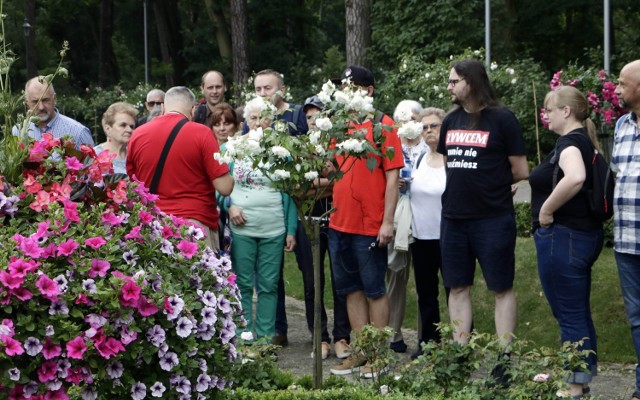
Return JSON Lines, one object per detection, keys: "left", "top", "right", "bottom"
{"left": 275, "top": 296, "right": 638, "bottom": 399}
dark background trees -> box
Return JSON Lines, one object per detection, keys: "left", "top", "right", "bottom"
{"left": 4, "top": 0, "right": 639, "bottom": 106}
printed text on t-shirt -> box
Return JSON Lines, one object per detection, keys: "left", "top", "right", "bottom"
{"left": 445, "top": 130, "right": 490, "bottom": 147}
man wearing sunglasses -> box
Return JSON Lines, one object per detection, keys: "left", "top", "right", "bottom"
{"left": 137, "top": 88, "right": 165, "bottom": 127}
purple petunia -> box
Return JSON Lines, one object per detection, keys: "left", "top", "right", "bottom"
{"left": 106, "top": 361, "right": 124, "bottom": 379}
{"left": 200, "top": 307, "right": 217, "bottom": 325}
{"left": 195, "top": 373, "right": 211, "bottom": 392}
{"left": 24, "top": 337, "right": 43, "bottom": 356}
{"left": 80, "top": 386, "right": 98, "bottom": 400}
{"left": 49, "top": 299, "right": 69, "bottom": 315}
{"left": 217, "top": 296, "right": 231, "bottom": 314}
{"left": 196, "top": 322, "right": 216, "bottom": 341}
{"left": 159, "top": 351, "right": 179, "bottom": 371}
{"left": 131, "top": 381, "right": 146, "bottom": 400}
{"left": 8, "top": 367, "right": 20, "bottom": 381}
{"left": 82, "top": 279, "right": 97, "bottom": 294}
{"left": 146, "top": 325, "right": 166, "bottom": 347}
{"left": 176, "top": 317, "right": 193, "bottom": 338}
{"left": 199, "top": 290, "right": 217, "bottom": 307}
{"left": 160, "top": 239, "right": 174, "bottom": 255}
{"left": 53, "top": 275, "right": 68, "bottom": 292}
{"left": 175, "top": 376, "right": 191, "bottom": 394}
{"left": 123, "top": 250, "right": 138, "bottom": 266}
{"left": 150, "top": 381, "right": 166, "bottom": 397}
{"left": 219, "top": 325, "right": 235, "bottom": 344}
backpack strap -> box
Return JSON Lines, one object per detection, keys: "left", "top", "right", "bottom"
{"left": 292, "top": 104, "right": 302, "bottom": 132}
{"left": 374, "top": 110, "right": 384, "bottom": 124}
{"left": 149, "top": 118, "right": 188, "bottom": 194}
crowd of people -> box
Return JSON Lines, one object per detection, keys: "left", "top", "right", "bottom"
{"left": 14, "top": 59, "right": 640, "bottom": 398}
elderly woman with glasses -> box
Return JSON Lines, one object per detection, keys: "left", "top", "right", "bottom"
{"left": 409, "top": 107, "right": 447, "bottom": 359}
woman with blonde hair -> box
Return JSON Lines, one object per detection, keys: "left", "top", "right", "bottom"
{"left": 529, "top": 85, "right": 604, "bottom": 399}
{"left": 95, "top": 102, "right": 138, "bottom": 174}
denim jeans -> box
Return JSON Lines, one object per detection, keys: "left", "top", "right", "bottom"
{"left": 615, "top": 251, "right": 640, "bottom": 397}
{"left": 535, "top": 223, "right": 603, "bottom": 383}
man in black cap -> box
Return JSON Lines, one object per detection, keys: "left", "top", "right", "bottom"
{"left": 328, "top": 65, "right": 403, "bottom": 378}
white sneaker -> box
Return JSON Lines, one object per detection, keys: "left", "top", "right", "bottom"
{"left": 333, "top": 339, "right": 351, "bottom": 359}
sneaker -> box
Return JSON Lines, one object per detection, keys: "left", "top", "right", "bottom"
{"left": 271, "top": 333, "right": 288, "bottom": 347}
{"left": 389, "top": 340, "right": 407, "bottom": 353}
{"left": 360, "top": 362, "right": 389, "bottom": 379}
{"left": 329, "top": 354, "right": 366, "bottom": 375}
{"left": 311, "top": 341, "right": 331, "bottom": 360}
{"left": 334, "top": 338, "right": 351, "bottom": 359}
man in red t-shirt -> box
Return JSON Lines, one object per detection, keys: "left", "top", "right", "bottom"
{"left": 127, "top": 86, "right": 233, "bottom": 250}
{"left": 328, "top": 66, "right": 404, "bottom": 377}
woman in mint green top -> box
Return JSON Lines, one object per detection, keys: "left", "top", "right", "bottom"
{"left": 220, "top": 156, "right": 297, "bottom": 339}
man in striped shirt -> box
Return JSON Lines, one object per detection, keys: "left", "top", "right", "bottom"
{"left": 612, "top": 59, "right": 640, "bottom": 400}
{"left": 13, "top": 76, "right": 94, "bottom": 148}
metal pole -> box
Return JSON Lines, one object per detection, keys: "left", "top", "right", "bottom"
{"left": 603, "top": 0, "right": 610, "bottom": 74}
{"left": 144, "top": 0, "right": 149, "bottom": 84}
{"left": 485, "top": 0, "right": 491, "bottom": 67}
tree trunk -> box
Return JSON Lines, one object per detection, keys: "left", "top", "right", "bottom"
{"left": 230, "top": 0, "right": 250, "bottom": 102}
{"left": 98, "top": 0, "right": 119, "bottom": 86}
{"left": 24, "top": 0, "right": 38, "bottom": 78}
{"left": 153, "top": 0, "right": 187, "bottom": 87}
{"left": 345, "top": 0, "right": 371, "bottom": 67}
{"left": 204, "top": 0, "right": 232, "bottom": 65}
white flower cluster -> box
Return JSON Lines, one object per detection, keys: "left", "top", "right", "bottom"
{"left": 397, "top": 121, "right": 424, "bottom": 140}
{"left": 270, "top": 146, "right": 291, "bottom": 159}
{"left": 318, "top": 80, "right": 374, "bottom": 114}
{"left": 336, "top": 138, "right": 366, "bottom": 153}
{"left": 315, "top": 117, "right": 332, "bottom": 131}
{"left": 395, "top": 109, "right": 413, "bottom": 123}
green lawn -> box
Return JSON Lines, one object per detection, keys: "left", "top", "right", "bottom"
{"left": 283, "top": 237, "right": 635, "bottom": 363}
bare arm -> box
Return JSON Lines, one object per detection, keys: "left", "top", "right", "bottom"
{"left": 539, "top": 146, "right": 585, "bottom": 227}
{"left": 377, "top": 168, "right": 399, "bottom": 247}
{"left": 509, "top": 155, "right": 529, "bottom": 183}
{"left": 213, "top": 173, "right": 234, "bottom": 196}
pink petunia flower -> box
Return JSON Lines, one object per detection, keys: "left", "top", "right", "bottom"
{"left": 8, "top": 258, "right": 40, "bottom": 277}
{"left": 88, "top": 259, "right": 110, "bottom": 278}
{"left": 10, "top": 287, "right": 33, "bottom": 301}
{"left": 227, "top": 273, "right": 237, "bottom": 285}
{"left": 44, "top": 388, "right": 70, "bottom": 400}
{"left": 121, "top": 280, "right": 141, "bottom": 302}
{"left": 62, "top": 200, "right": 81, "bottom": 223}
{"left": 94, "top": 336, "right": 125, "bottom": 359}
{"left": 56, "top": 239, "right": 79, "bottom": 257}
{"left": 137, "top": 295, "right": 159, "bottom": 317}
{"left": 36, "top": 274, "right": 60, "bottom": 301}
{"left": 66, "top": 336, "right": 88, "bottom": 359}
{"left": 19, "top": 237, "right": 44, "bottom": 258}
{"left": 177, "top": 240, "right": 198, "bottom": 259}
{"left": 65, "top": 156, "right": 84, "bottom": 171}
{"left": 124, "top": 225, "right": 143, "bottom": 240}
{"left": 85, "top": 237, "right": 106, "bottom": 250}
{"left": 0, "top": 270, "right": 24, "bottom": 289}
{"left": 41, "top": 338, "right": 62, "bottom": 360}
{"left": 101, "top": 212, "right": 125, "bottom": 226}
{"left": 138, "top": 211, "right": 153, "bottom": 224}
{"left": 0, "top": 319, "right": 15, "bottom": 336}
{"left": 1, "top": 335, "right": 24, "bottom": 356}
{"left": 37, "top": 360, "right": 58, "bottom": 382}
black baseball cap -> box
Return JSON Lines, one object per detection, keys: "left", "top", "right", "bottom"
{"left": 303, "top": 95, "right": 325, "bottom": 112}
{"left": 331, "top": 65, "right": 375, "bottom": 87}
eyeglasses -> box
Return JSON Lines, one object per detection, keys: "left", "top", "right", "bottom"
{"left": 147, "top": 101, "right": 164, "bottom": 107}
{"left": 423, "top": 123, "right": 441, "bottom": 130}
{"left": 447, "top": 78, "right": 465, "bottom": 87}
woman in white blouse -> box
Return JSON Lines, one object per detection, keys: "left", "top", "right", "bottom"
{"left": 409, "top": 107, "right": 447, "bottom": 359}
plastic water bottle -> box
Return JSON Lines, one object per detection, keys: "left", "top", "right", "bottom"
{"left": 400, "top": 161, "right": 412, "bottom": 195}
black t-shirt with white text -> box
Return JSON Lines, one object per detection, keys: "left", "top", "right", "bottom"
{"left": 436, "top": 107, "right": 527, "bottom": 219}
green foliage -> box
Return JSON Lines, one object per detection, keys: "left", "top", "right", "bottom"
{"left": 232, "top": 338, "right": 295, "bottom": 391}
{"left": 514, "top": 201, "right": 532, "bottom": 238}
{"left": 350, "top": 325, "right": 395, "bottom": 385}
